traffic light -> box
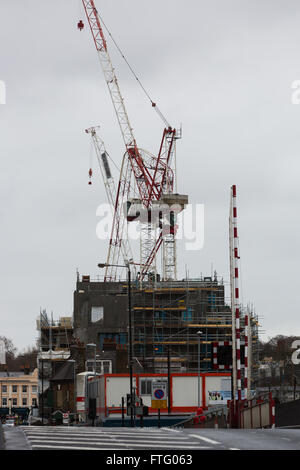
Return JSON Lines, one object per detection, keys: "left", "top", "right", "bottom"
{"left": 88, "top": 398, "right": 96, "bottom": 420}
{"left": 126, "top": 394, "right": 133, "bottom": 416}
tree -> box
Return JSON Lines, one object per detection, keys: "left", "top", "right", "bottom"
{"left": 259, "top": 335, "right": 300, "bottom": 363}
{"left": 0, "top": 336, "right": 37, "bottom": 371}
{"left": 0, "top": 336, "right": 17, "bottom": 361}
{"left": 258, "top": 335, "right": 300, "bottom": 386}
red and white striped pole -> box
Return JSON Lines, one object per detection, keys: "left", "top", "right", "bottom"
{"left": 269, "top": 392, "right": 276, "bottom": 428}
{"left": 244, "top": 313, "right": 248, "bottom": 399}
{"left": 229, "top": 194, "right": 237, "bottom": 406}
{"left": 232, "top": 185, "right": 242, "bottom": 401}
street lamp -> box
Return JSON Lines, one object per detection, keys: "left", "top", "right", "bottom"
{"left": 40, "top": 357, "right": 44, "bottom": 425}
{"left": 197, "top": 331, "right": 203, "bottom": 408}
{"left": 98, "top": 261, "right": 134, "bottom": 427}
{"left": 67, "top": 359, "right": 76, "bottom": 422}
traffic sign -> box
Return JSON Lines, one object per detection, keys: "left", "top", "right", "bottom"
{"left": 154, "top": 388, "right": 165, "bottom": 399}
{"left": 151, "top": 381, "right": 168, "bottom": 409}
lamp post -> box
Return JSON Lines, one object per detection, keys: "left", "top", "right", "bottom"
{"left": 67, "top": 360, "right": 76, "bottom": 422}
{"left": 41, "top": 357, "right": 44, "bottom": 425}
{"left": 98, "top": 261, "right": 134, "bottom": 427}
{"left": 197, "top": 331, "right": 203, "bottom": 408}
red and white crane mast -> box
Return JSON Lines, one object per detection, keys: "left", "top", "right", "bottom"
{"left": 80, "top": 1, "right": 187, "bottom": 281}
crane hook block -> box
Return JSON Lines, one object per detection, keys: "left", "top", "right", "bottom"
{"left": 88, "top": 168, "right": 93, "bottom": 185}
{"left": 77, "top": 20, "right": 84, "bottom": 31}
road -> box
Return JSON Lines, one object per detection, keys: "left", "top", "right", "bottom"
{"left": 2, "top": 425, "right": 300, "bottom": 451}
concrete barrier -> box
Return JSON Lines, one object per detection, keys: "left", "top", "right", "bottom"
{"left": 228, "top": 393, "right": 275, "bottom": 429}
{"left": 275, "top": 399, "right": 300, "bottom": 427}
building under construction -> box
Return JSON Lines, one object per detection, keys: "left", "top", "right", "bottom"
{"left": 73, "top": 274, "right": 259, "bottom": 385}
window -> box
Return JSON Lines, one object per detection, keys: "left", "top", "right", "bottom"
{"left": 12, "top": 385, "right": 18, "bottom": 393}
{"left": 32, "top": 398, "right": 37, "bottom": 407}
{"left": 2, "top": 398, "right": 7, "bottom": 406}
{"left": 12, "top": 398, "right": 17, "bottom": 406}
{"left": 32, "top": 385, "right": 37, "bottom": 393}
{"left": 22, "top": 398, "right": 27, "bottom": 406}
{"left": 140, "top": 379, "right": 152, "bottom": 395}
{"left": 103, "top": 361, "right": 111, "bottom": 374}
{"left": 22, "top": 385, "right": 27, "bottom": 393}
{"left": 91, "top": 306, "right": 104, "bottom": 323}
{"left": 2, "top": 385, "right": 7, "bottom": 393}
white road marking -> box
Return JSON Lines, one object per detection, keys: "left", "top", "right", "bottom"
{"left": 24, "top": 433, "right": 190, "bottom": 442}
{"left": 25, "top": 430, "right": 179, "bottom": 436}
{"left": 24, "top": 431, "right": 189, "bottom": 438}
{"left": 28, "top": 439, "right": 207, "bottom": 449}
{"left": 163, "top": 427, "right": 181, "bottom": 433}
{"left": 31, "top": 445, "right": 129, "bottom": 450}
{"left": 188, "top": 433, "right": 221, "bottom": 445}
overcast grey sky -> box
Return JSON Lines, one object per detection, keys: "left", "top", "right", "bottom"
{"left": 1, "top": 0, "right": 300, "bottom": 352}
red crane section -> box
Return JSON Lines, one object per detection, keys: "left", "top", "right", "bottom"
{"left": 80, "top": 1, "right": 184, "bottom": 281}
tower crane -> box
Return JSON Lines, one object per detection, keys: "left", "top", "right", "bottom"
{"left": 79, "top": 1, "right": 188, "bottom": 282}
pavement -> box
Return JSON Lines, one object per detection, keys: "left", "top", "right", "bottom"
{"left": 1, "top": 425, "right": 300, "bottom": 451}
{"left": 2, "top": 424, "right": 31, "bottom": 450}
{"left": 0, "top": 424, "right": 5, "bottom": 450}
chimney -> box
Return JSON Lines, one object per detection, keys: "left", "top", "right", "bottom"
{"left": 69, "top": 341, "right": 86, "bottom": 374}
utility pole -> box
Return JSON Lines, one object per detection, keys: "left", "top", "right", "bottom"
{"left": 41, "top": 358, "right": 44, "bottom": 425}
{"left": 197, "top": 331, "right": 203, "bottom": 408}
{"left": 167, "top": 347, "right": 171, "bottom": 414}
{"left": 128, "top": 265, "right": 134, "bottom": 427}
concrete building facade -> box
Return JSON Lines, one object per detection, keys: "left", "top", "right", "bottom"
{"left": 0, "top": 368, "right": 38, "bottom": 416}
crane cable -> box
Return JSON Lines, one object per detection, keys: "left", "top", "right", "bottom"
{"left": 96, "top": 9, "right": 171, "bottom": 129}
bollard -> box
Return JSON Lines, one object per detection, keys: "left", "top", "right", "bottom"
{"left": 214, "top": 415, "right": 218, "bottom": 429}
{"left": 121, "top": 397, "right": 125, "bottom": 427}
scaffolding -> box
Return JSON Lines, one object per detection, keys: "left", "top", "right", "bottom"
{"left": 131, "top": 278, "right": 260, "bottom": 380}
{"left": 37, "top": 310, "right": 73, "bottom": 352}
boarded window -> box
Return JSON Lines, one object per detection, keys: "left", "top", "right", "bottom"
{"left": 91, "top": 306, "right": 104, "bottom": 323}
{"left": 56, "top": 390, "right": 63, "bottom": 408}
